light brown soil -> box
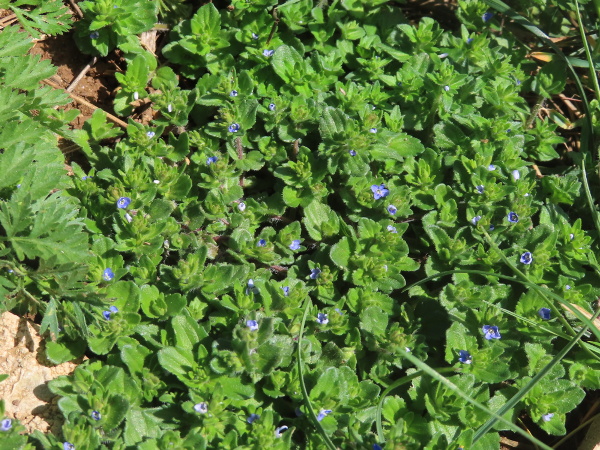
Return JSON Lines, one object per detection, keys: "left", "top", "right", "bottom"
{"left": 0, "top": 312, "right": 82, "bottom": 435}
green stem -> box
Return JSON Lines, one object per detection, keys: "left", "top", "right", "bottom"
{"left": 297, "top": 298, "right": 337, "bottom": 450}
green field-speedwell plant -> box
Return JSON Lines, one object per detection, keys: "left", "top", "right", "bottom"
{"left": 2, "top": 0, "right": 600, "bottom": 448}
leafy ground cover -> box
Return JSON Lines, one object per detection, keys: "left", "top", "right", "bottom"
{"left": 2, "top": 0, "right": 600, "bottom": 448}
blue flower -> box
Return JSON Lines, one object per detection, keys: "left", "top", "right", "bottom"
{"left": 146, "top": 131, "right": 155, "bottom": 138}
{"left": 476, "top": 185, "right": 484, "bottom": 194}
{"left": 207, "top": 156, "right": 218, "bottom": 165}
{"left": 569, "top": 233, "right": 575, "bottom": 241}
{"left": 317, "top": 409, "right": 332, "bottom": 421}
{"left": 228, "top": 123, "right": 240, "bottom": 133}
{"left": 482, "top": 12, "right": 494, "bottom": 22}
{"left": 281, "top": 286, "right": 290, "bottom": 296}
{"left": 116, "top": 197, "right": 131, "bottom": 209}
{"left": 246, "top": 279, "right": 258, "bottom": 295}
{"left": 238, "top": 201, "right": 246, "bottom": 212}
{"left": 387, "top": 205, "right": 397, "bottom": 215}
{"left": 91, "top": 411, "right": 101, "bottom": 421}
{"left": 90, "top": 31, "right": 99, "bottom": 39}
{"left": 268, "top": 103, "right": 276, "bottom": 111}
{"left": 520, "top": 252, "right": 533, "bottom": 265}
{"left": 257, "top": 239, "right": 266, "bottom": 247}
{"left": 310, "top": 268, "right": 321, "bottom": 279}
{"left": 489, "top": 224, "right": 495, "bottom": 231}
{"left": 316, "top": 312, "right": 328, "bottom": 325}
{"left": 371, "top": 184, "right": 389, "bottom": 200}
{"left": 507, "top": 212, "right": 519, "bottom": 223}
{"left": 471, "top": 215, "right": 482, "bottom": 225}
{"left": 263, "top": 49, "right": 274, "bottom": 57}
{"left": 102, "top": 268, "right": 114, "bottom": 281}
{"left": 458, "top": 350, "right": 472, "bottom": 364}
{"left": 246, "top": 319, "right": 259, "bottom": 331}
{"left": 230, "top": 90, "right": 238, "bottom": 97}
{"left": 482, "top": 325, "right": 501, "bottom": 340}
{"left": 538, "top": 307, "right": 551, "bottom": 320}
{"left": 275, "top": 425, "right": 288, "bottom": 438}
{"left": 488, "top": 164, "right": 496, "bottom": 171}
{"left": 348, "top": 150, "right": 357, "bottom": 156}
{"left": 109, "top": 306, "right": 118, "bottom": 314}
{"left": 466, "top": 37, "right": 473, "bottom": 44}
{"left": 369, "top": 128, "right": 377, "bottom": 133}
{"left": 512, "top": 169, "right": 520, "bottom": 181}
{"left": 194, "top": 402, "right": 208, "bottom": 414}
{"left": 515, "top": 79, "right": 522, "bottom": 86}
{"left": 542, "top": 413, "right": 554, "bottom": 422}
{"left": 63, "top": 443, "right": 75, "bottom": 450}
{"left": 290, "top": 240, "right": 301, "bottom": 250}
{"left": 443, "top": 85, "right": 450, "bottom": 92}
{"left": 102, "top": 310, "right": 112, "bottom": 320}
{"left": 566, "top": 284, "right": 571, "bottom": 290}
{"left": 252, "top": 32, "right": 259, "bottom": 40}
{"left": 387, "top": 225, "right": 397, "bottom": 233}
{"left": 247, "top": 413, "right": 260, "bottom": 424}
{"left": 373, "top": 445, "right": 383, "bottom": 450}
{"left": 1, "top": 419, "right": 11, "bottom": 431}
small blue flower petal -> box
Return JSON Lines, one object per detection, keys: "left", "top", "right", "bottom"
{"left": 1, "top": 419, "right": 12, "bottom": 431}
{"left": 268, "top": 103, "right": 276, "bottom": 111}
{"left": 471, "top": 215, "right": 482, "bottom": 225}
{"left": 348, "top": 150, "right": 357, "bottom": 156}
{"left": 146, "top": 131, "right": 155, "bottom": 138}
{"left": 542, "top": 413, "right": 554, "bottom": 422}
{"left": 482, "top": 12, "right": 494, "bottom": 22}
{"left": 520, "top": 252, "right": 533, "bottom": 265}
{"left": 252, "top": 32, "right": 259, "bottom": 40}
{"left": 247, "top": 413, "right": 260, "bottom": 424}
{"left": 310, "top": 268, "right": 321, "bottom": 279}
{"left": 194, "top": 402, "right": 208, "bottom": 414}
{"left": 257, "top": 239, "right": 266, "bottom": 247}
{"left": 109, "top": 305, "right": 118, "bottom": 314}
{"left": 102, "top": 311, "right": 112, "bottom": 320}
{"left": 90, "top": 31, "right": 99, "bottom": 39}
{"left": 387, "top": 205, "right": 397, "bottom": 215}
{"left": 317, "top": 409, "right": 332, "bottom": 421}
{"left": 102, "top": 268, "right": 114, "bottom": 281}
{"left": 458, "top": 350, "right": 472, "bottom": 364}
{"left": 281, "top": 286, "right": 290, "bottom": 296}
{"left": 316, "top": 312, "right": 328, "bottom": 325}
{"left": 228, "top": 123, "right": 240, "bottom": 133}
{"left": 538, "top": 307, "right": 551, "bottom": 320}
{"left": 263, "top": 49, "right": 274, "bottom": 57}
{"left": 443, "top": 85, "right": 450, "bottom": 91}
{"left": 207, "top": 156, "right": 218, "bottom": 165}
{"left": 116, "top": 197, "right": 131, "bottom": 209}
{"left": 476, "top": 185, "right": 484, "bottom": 194}
{"left": 508, "top": 212, "right": 519, "bottom": 223}
{"left": 387, "top": 225, "right": 397, "bottom": 233}
{"left": 369, "top": 128, "right": 377, "bottom": 133}
{"left": 482, "top": 325, "right": 501, "bottom": 340}
{"left": 230, "top": 90, "right": 238, "bottom": 97}
{"left": 290, "top": 239, "right": 301, "bottom": 250}
{"left": 63, "top": 443, "right": 75, "bottom": 450}
{"left": 238, "top": 201, "right": 246, "bottom": 211}
{"left": 91, "top": 411, "right": 101, "bottom": 421}
{"left": 275, "top": 425, "right": 288, "bottom": 437}
{"left": 371, "top": 184, "right": 389, "bottom": 200}
{"left": 246, "top": 319, "right": 259, "bottom": 331}
{"left": 488, "top": 164, "right": 496, "bottom": 171}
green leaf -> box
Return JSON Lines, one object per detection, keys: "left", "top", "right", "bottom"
{"left": 303, "top": 201, "right": 340, "bottom": 240}
{"left": 157, "top": 346, "right": 196, "bottom": 377}
{"left": 330, "top": 237, "right": 351, "bottom": 269}
{"left": 271, "top": 45, "right": 304, "bottom": 84}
